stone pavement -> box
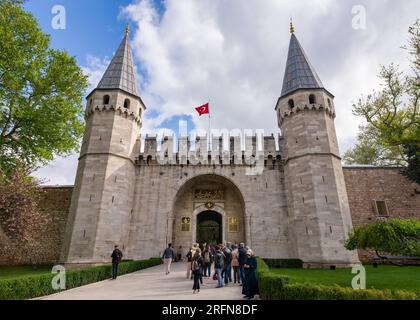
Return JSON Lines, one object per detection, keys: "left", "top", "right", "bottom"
{"left": 38, "top": 262, "right": 253, "bottom": 300}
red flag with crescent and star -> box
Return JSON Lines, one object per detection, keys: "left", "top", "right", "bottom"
{"left": 195, "top": 103, "right": 209, "bottom": 116}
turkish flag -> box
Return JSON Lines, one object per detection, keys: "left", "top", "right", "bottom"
{"left": 195, "top": 103, "right": 209, "bottom": 116}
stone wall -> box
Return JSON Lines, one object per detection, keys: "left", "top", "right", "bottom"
{"left": 1, "top": 167, "right": 419, "bottom": 265}
{"left": 343, "top": 167, "right": 420, "bottom": 262}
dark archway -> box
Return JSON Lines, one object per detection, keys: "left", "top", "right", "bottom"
{"left": 196, "top": 211, "right": 222, "bottom": 245}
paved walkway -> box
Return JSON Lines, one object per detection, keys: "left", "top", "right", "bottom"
{"left": 39, "top": 262, "right": 251, "bottom": 300}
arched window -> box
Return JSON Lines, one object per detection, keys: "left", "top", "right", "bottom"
{"left": 103, "top": 95, "right": 110, "bottom": 105}
{"left": 288, "top": 99, "right": 295, "bottom": 109}
{"left": 139, "top": 108, "right": 142, "bottom": 117}
{"left": 327, "top": 99, "right": 332, "bottom": 108}
{"left": 309, "top": 94, "right": 316, "bottom": 104}
{"left": 124, "top": 98, "right": 130, "bottom": 109}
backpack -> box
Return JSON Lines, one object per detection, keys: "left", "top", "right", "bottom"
{"left": 186, "top": 250, "right": 193, "bottom": 262}
{"left": 204, "top": 251, "right": 210, "bottom": 263}
{"left": 192, "top": 259, "right": 200, "bottom": 271}
{"left": 214, "top": 252, "right": 224, "bottom": 268}
{"left": 224, "top": 248, "right": 232, "bottom": 264}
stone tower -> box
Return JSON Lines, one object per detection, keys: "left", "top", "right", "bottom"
{"left": 61, "top": 27, "right": 145, "bottom": 265}
{"left": 276, "top": 24, "right": 359, "bottom": 267}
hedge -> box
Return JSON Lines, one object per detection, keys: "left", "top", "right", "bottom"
{"left": 263, "top": 258, "right": 303, "bottom": 268}
{"left": 0, "top": 258, "right": 161, "bottom": 300}
{"left": 256, "top": 258, "right": 419, "bottom": 300}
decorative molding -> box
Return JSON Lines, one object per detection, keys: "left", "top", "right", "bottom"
{"left": 86, "top": 104, "right": 142, "bottom": 125}
{"left": 278, "top": 103, "right": 335, "bottom": 125}
{"left": 194, "top": 189, "right": 224, "bottom": 200}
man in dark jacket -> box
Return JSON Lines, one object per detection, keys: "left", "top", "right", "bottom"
{"left": 238, "top": 243, "right": 247, "bottom": 285}
{"left": 111, "top": 245, "right": 123, "bottom": 279}
{"left": 213, "top": 245, "right": 225, "bottom": 288}
{"left": 222, "top": 244, "right": 232, "bottom": 285}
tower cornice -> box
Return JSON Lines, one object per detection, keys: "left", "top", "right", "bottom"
{"left": 85, "top": 103, "right": 142, "bottom": 126}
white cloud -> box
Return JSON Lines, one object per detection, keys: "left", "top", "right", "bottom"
{"left": 123, "top": 0, "right": 419, "bottom": 146}
{"left": 34, "top": 0, "right": 420, "bottom": 184}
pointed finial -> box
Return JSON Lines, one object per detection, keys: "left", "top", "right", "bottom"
{"left": 125, "top": 24, "right": 130, "bottom": 37}
{"left": 290, "top": 18, "right": 295, "bottom": 34}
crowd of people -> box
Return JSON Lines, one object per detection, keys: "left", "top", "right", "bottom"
{"left": 163, "top": 242, "right": 259, "bottom": 299}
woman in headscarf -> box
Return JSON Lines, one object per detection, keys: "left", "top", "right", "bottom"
{"left": 241, "top": 249, "right": 259, "bottom": 299}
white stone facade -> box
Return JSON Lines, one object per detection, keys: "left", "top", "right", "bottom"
{"left": 61, "top": 30, "right": 360, "bottom": 267}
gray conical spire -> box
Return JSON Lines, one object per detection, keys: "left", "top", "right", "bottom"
{"left": 97, "top": 28, "right": 139, "bottom": 97}
{"left": 280, "top": 33, "right": 324, "bottom": 97}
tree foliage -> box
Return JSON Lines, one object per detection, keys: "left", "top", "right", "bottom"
{"left": 344, "top": 218, "right": 420, "bottom": 257}
{"left": 343, "top": 20, "right": 420, "bottom": 184}
{"left": 0, "top": 0, "right": 88, "bottom": 173}
{"left": 0, "top": 166, "right": 51, "bottom": 264}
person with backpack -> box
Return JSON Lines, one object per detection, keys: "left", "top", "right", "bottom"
{"left": 223, "top": 243, "right": 232, "bottom": 285}
{"left": 202, "top": 244, "right": 213, "bottom": 277}
{"left": 110, "top": 245, "right": 123, "bottom": 280}
{"left": 213, "top": 245, "right": 225, "bottom": 288}
{"left": 191, "top": 248, "right": 203, "bottom": 293}
{"left": 186, "top": 246, "right": 195, "bottom": 280}
{"left": 162, "top": 243, "right": 175, "bottom": 275}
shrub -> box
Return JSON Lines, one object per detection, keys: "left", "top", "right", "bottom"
{"left": 0, "top": 258, "right": 161, "bottom": 300}
{"left": 256, "top": 258, "right": 419, "bottom": 300}
{"left": 263, "top": 258, "right": 303, "bottom": 268}
{"left": 345, "top": 218, "right": 420, "bottom": 257}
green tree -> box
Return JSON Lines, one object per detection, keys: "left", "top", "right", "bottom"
{"left": 345, "top": 218, "right": 420, "bottom": 257}
{"left": 343, "top": 20, "right": 420, "bottom": 183}
{"left": 0, "top": 0, "right": 88, "bottom": 173}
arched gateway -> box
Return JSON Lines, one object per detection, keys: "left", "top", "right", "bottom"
{"left": 171, "top": 174, "right": 246, "bottom": 250}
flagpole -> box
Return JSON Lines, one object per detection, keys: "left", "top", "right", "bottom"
{"left": 208, "top": 99, "right": 211, "bottom": 151}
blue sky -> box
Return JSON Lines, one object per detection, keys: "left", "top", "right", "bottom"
{"left": 25, "top": 0, "right": 164, "bottom": 67}
{"left": 26, "top": 0, "right": 196, "bottom": 136}
{"left": 28, "top": 0, "right": 420, "bottom": 184}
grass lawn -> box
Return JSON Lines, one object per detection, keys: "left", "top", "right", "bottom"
{"left": 0, "top": 265, "right": 53, "bottom": 280}
{"left": 271, "top": 265, "right": 420, "bottom": 292}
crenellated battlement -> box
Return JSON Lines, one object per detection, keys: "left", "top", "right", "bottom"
{"left": 136, "top": 134, "right": 284, "bottom": 167}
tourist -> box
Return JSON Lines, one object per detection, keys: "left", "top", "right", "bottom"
{"left": 176, "top": 246, "right": 183, "bottom": 262}
{"left": 231, "top": 244, "right": 240, "bottom": 284}
{"left": 110, "top": 245, "right": 123, "bottom": 280}
{"left": 162, "top": 243, "right": 175, "bottom": 275}
{"left": 242, "top": 249, "right": 259, "bottom": 299}
{"left": 202, "top": 244, "right": 213, "bottom": 277}
{"left": 186, "top": 246, "right": 194, "bottom": 279}
{"left": 238, "top": 243, "right": 247, "bottom": 285}
{"left": 223, "top": 243, "right": 232, "bottom": 285}
{"left": 192, "top": 248, "right": 203, "bottom": 294}
{"left": 213, "top": 245, "right": 225, "bottom": 288}
{"left": 210, "top": 244, "right": 216, "bottom": 256}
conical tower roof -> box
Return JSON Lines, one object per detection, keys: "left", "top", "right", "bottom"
{"left": 97, "top": 28, "right": 139, "bottom": 97}
{"left": 280, "top": 32, "right": 324, "bottom": 97}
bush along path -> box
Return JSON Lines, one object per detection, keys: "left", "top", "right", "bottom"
{"left": 0, "top": 258, "right": 161, "bottom": 300}
{"left": 256, "top": 258, "right": 420, "bottom": 300}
